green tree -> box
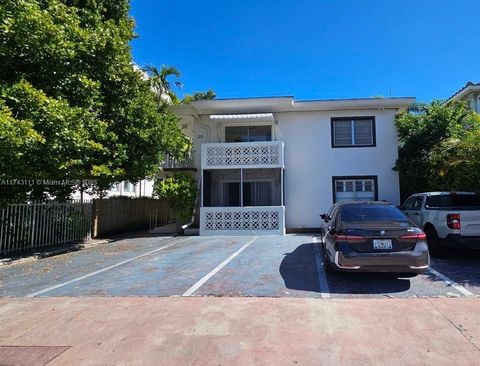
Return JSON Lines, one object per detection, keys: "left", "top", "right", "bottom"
{"left": 181, "top": 89, "right": 216, "bottom": 104}
{"left": 143, "top": 65, "right": 183, "bottom": 105}
{"left": 395, "top": 101, "right": 480, "bottom": 201}
{"left": 0, "top": 0, "right": 186, "bottom": 201}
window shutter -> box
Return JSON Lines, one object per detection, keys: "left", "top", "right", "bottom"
{"left": 353, "top": 119, "right": 373, "bottom": 145}
{"left": 333, "top": 120, "right": 353, "bottom": 146}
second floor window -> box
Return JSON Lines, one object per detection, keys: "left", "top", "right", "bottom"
{"left": 225, "top": 125, "right": 272, "bottom": 143}
{"left": 331, "top": 117, "right": 375, "bottom": 147}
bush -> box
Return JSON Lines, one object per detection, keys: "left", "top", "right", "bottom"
{"left": 395, "top": 101, "right": 480, "bottom": 201}
{"left": 153, "top": 173, "right": 197, "bottom": 221}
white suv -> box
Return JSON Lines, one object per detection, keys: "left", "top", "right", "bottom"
{"left": 401, "top": 192, "right": 480, "bottom": 256}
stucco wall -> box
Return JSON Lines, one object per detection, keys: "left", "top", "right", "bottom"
{"left": 275, "top": 110, "right": 400, "bottom": 228}
{"left": 182, "top": 108, "right": 400, "bottom": 229}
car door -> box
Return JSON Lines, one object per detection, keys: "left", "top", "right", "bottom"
{"left": 402, "top": 196, "right": 424, "bottom": 227}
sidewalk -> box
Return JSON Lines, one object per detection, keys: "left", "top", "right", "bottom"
{"left": 0, "top": 297, "right": 479, "bottom": 365}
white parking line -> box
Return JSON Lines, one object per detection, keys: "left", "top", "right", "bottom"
{"left": 427, "top": 267, "right": 475, "bottom": 297}
{"left": 26, "top": 237, "right": 191, "bottom": 297}
{"left": 182, "top": 237, "right": 258, "bottom": 297}
{"left": 312, "top": 237, "right": 331, "bottom": 299}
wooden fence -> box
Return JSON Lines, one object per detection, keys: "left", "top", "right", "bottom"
{"left": 0, "top": 198, "right": 173, "bottom": 256}
{"left": 0, "top": 200, "right": 92, "bottom": 256}
{"left": 92, "top": 197, "right": 172, "bottom": 238}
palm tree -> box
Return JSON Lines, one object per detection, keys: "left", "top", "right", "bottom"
{"left": 143, "top": 65, "right": 183, "bottom": 104}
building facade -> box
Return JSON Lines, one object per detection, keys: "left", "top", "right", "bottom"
{"left": 447, "top": 81, "right": 480, "bottom": 113}
{"left": 171, "top": 96, "right": 414, "bottom": 236}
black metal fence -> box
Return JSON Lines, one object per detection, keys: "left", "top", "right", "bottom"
{"left": 0, "top": 200, "right": 92, "bottom": 256}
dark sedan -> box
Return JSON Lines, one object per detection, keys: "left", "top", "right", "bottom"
{"left": 320, "top": 201, "right": 429, "bottom": 274}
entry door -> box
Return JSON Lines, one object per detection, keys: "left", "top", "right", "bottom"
{"left": 223, "top": 183, "right": 240, "bottom": 207}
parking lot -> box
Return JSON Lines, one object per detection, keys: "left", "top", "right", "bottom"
{"left": 1, "top": 234, "right": 479, "bottom": 299}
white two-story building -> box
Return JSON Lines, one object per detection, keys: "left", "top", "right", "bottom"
{"left": 171, "top": 96, "right": 414, "bottom": 236}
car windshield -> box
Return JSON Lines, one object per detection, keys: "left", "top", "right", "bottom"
{"left": 425, "top": 194, "right": 480, "bottom": 208}
{"left": 340, "top": 205, "right": 408, "bottom": 222}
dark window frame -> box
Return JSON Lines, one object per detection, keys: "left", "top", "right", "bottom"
{"left": 331, "top": 175, "right": 379, "bottom": 204}
{"left": 224, "top": 124, "right": 273, "bottom": 143}
{"left": 330, "top": 116, "right": 376, "bottom": 148}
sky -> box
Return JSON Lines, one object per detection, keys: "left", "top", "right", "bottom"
{"left": 130, "top": 0, "right": 479, "bottom": 103}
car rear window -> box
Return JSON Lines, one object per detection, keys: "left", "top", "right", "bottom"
{"left": 425, "top": 194, "right": 480, "bottom": 209}
{"left": 340, "top": 205, "right": 408, "bottom": 222}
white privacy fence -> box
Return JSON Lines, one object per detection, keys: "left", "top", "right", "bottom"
{"left": 0, "top": 201, "right": 92, "bottom": 256}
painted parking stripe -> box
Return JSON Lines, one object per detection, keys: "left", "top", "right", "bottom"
{"left": 182, "top": 237, "right": 258, "bottom": 297}
{"left": 26, "top": 237, "right": 192, "bottom": 297}
{"left": 427, "top": 267, "right": 475, "bottom": 297}
{"left": 312, "top": 237, "right": 331, "bottom": 299}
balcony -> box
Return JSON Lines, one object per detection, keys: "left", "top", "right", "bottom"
{"left": 162, "top": 153, "right": 196, "bottom": 170}
{"left": 201, "top": 141, "right": 284, "bottom": 170}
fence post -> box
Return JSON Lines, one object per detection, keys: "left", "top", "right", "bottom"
{"left": 91, "top": 199, "right": 98, "bottom": 239}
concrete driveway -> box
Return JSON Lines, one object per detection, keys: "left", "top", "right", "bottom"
{"left": 1, "top": 234, "right": 478, "bottom": 299}
{"left": 1, "top": 234, "right": 480, "bottom": 365}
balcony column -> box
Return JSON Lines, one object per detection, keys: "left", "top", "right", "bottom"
{"left": 240, "top": 168, "right": 243, "bottom": 207}
{"left": 281, "top": 168, "right": 284, "bottom": 206}
{"left": 201, "top": 170, "right": 204, "bottom": 207}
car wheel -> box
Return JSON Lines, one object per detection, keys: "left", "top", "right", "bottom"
{"left": 425, "top": 227, "right": 444, "bottom": 257}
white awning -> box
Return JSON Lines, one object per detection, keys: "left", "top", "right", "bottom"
{"left": 210, "top": 113, "right": 274, "bottom": 122}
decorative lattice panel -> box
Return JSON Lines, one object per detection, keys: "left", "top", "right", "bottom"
{"left": 200, "top": 207, "right": 285, "bottom": 235}
{"left": 201, "top": 142, "right": 283, "bottom": 169}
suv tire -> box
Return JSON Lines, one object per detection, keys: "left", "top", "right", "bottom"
{"left": 425, "top": 226, "right": 444, "bottom": 257}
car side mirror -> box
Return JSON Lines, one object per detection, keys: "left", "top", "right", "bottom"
{"left": 320, "top": 213, "right": 327, "bottom": 220}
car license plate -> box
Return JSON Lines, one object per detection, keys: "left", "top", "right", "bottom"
{"left": 373, "top": 239, "right": 392, "bottom": 250}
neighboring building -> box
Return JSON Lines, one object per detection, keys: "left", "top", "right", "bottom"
{"left": 171, "top": 96, "right": 414, "bottom": 236}
{"left": 447, "top": 81, "right": 480, "bottom": 113}
{"left": 72, "top": 179, "right": 155, "bottom": 200}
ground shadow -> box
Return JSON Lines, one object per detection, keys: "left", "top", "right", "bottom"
{"left": 427, "top": 248, "right": 480, "bottom": 290}
{"left": 325, "top": 271, "right": 412, "bottom": 295}
{"left": 279, "top": 243, "right": 321, "bottom": 292}
{"left": 102, "top": 229, "right": 181, "bottom": 242}
{"left": 279, "top": 243, "right": 411, "bottom": 294}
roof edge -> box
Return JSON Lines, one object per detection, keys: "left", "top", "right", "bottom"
{"left": 446, "top": 82, "right": 480, "bottom": 103}
{"left": 170, "top": 96, "right": 415, "bottom": 115}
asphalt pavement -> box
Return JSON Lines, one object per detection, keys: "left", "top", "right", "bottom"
{"left": 1, "top": 234, "right": 480, "bottom": 365}
{"left": 1, "top": 234, "right": 479, "bottom": 299}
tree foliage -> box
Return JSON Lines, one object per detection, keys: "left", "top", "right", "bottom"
{"left": 395, "top": 101, "right": 480, "bottom": 201}
{"left": 0, "top": 0, "right": 187, "bottom": 201}
{"left": 142, "top": 64, "right": 183, "bottom": 105}
{"left": 181, "top": 89, "right": 216, "bottom": 104}
{"left": 153, "top": 172, "right": 197, "bottom": 221}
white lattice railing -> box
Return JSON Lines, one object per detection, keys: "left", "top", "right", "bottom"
{"left": 201, "top": 141, "right": 284, "bottom": 169}
{"left": 200, "top": 206, "right": 285, "bottom": 236}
